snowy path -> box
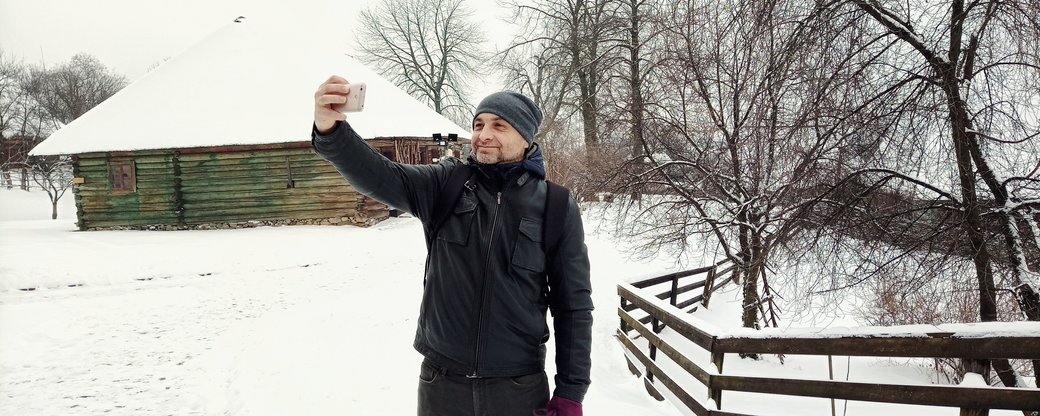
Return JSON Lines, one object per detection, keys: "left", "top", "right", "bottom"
{"left": 0, "top": 203, "right": 680, "bottom": 415}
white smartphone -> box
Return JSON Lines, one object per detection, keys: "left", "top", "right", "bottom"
{"left": 344, "top": 82, "right": 366, "bottom": 112}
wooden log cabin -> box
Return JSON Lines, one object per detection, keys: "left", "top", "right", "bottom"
{"left": 29, "top": 17, "right": 471, "bottom": 230}
{"left": 70, "top": 138, "right": 463, "bottom": 230}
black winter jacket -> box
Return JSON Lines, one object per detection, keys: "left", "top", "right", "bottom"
{"left": 312, "top": 122, "right": 593, "bottom": 402}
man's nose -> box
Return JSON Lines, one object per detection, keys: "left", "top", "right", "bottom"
{"left": 477, "top": 128, "right": 495, "bottom": 142}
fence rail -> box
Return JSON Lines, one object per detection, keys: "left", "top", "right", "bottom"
{"left": 617, "top": 267, "right": 1040, "bottom": 416}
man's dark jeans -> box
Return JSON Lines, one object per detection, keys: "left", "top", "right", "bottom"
{"left": 417, "top": 359, "right": 550, "bottom": 416}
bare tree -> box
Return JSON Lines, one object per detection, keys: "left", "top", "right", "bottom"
{"left": 612, "top": 0, "right": 667, "bottom": 164}
{"left": 499, "top": 40, "right": 588, "bottom": 188}
{"left": 22, "top": 53, "right": 127, "bottom": 126}
{"left": 1, "top": 51, "right": 51, "bottom": 190}
{"left": 11, "top": 53, "right": 124, "bottom": 218}
{"left": 0, "top": 51, "right": 25, "bottom": 188}
{"left": 614, "top": 0, "right": 893, "bottom": 337}
{"left": 501, "top": 40, "right": 573, "bottom": 144}
{"left": 507, "top": 0, "right": 621, "bottom": 149}
{"left": 0, "top": 51, "right": 25, "bottom": 142}
{"left": 27, "top": 155, "right": 73, "bottom": 219}
{"left": 356, "top": 0, "right": 486, "bottom": 127}
{"left": 843, "top": 0, "right": 1040, "bottom": 388}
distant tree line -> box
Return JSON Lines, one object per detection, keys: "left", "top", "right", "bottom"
{"left": 0, "top": 52, "right": 127, "bottom": 219}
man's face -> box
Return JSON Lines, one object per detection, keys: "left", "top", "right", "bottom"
{"left": 471, "top": 113, "right": 528, "bottom": 164}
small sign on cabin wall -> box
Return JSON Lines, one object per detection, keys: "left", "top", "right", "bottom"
{"left": 73, "top": 177, "right": 85, "bottom": 184}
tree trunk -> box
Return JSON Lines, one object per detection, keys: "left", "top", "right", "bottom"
{"left": 578, "top": 71, "right": 599, "bottom": 149}
{"left": 740, "top": 229, "right": 764, "bottom": 359}
{"left": 627, "top": 0, "right": 646, "bottom": 201}
{"left": 51, "top": 199, "right": 58, "bottom": 220}
{"left": 944, "top": 64, "right": 1003, "bottom": 387}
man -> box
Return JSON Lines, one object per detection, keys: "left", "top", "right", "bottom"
{"left": 311, "top": 75, "right": 593, "bottom": 416}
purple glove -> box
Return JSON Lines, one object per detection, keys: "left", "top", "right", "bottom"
{"left": 532, "top": 396, "right": 582, "bottom": 416}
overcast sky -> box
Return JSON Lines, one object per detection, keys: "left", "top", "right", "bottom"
{"left": 0, "top": 0, "right": 516, "bottom": 102}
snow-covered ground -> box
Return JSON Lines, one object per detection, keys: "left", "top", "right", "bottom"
{"left": 0, "top": 188, "right": 1029, "bottom": 415}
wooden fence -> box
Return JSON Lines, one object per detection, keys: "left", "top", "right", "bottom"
{"left": 617, "top": 266, "right": 1040, "bottom": 416}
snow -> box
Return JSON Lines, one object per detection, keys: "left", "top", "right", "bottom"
{"left": 0, "top": 188, "right": 1032, "bottom": 416}
{"left": 29, "top": 17, "right": 469, "bottom": 157}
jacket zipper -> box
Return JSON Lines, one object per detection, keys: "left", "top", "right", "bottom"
{"left": 470, "top": 191, "right": 502, "bottom": 377}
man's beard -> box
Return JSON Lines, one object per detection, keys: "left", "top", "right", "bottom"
{"left": 473, "top": 149, "right": 521, "bottom": 164}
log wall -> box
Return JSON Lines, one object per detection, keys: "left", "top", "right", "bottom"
{"left": 70, "top": 140, "right": 440, "bottom": 230}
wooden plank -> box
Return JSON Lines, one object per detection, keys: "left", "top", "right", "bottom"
{"left": 80, "top": 203, "right": 176, "bottom": 218}
{"left": 675, "top": 276, "right": 738, "bottom": 310}
{"left": 676, "top": 295, "right": 705, "bottom": 311}
{"left": 615, "top": 331, "right": 714, "bottom": 416}
{"left": 713, "top": 374, "right": 1040, "bottom": 411}
{"left": 179, "top": 165, "right": 339, "bottom": 180}
{"left": 179, "top": 177, "right": 349, "bottom": 193}
{"left": 713, "top": 335, "right": 1040, "bottom": 359}
{"left": 81, "top": 207, "right": 175, "bottom": 217}
{"left": 75, "top": 170, "right": 112, "bottom": 182}
{"left": 656, "top": 279, "right": 707, "bottom": 300}
{"left": 183, "top": 203, "right": 356, "bottom": 218}
{"left": 79, "top": 199, "right": 177, "bottom": 211}
{"left": 178, "top": 159, "right": 333, "bottom": 174}
{"left": 135, "top": 176, "right": 179, "bottom": 184}
{"left": 82, "top": 213, "right": 179, "bottom": 224}
{"left": 76, "top": 158, "right": 111, "bottom": 167}
{"left": 176, "top": 154, "right": 323, "bottom": 169}
{"left": 77, "top": 187, "right": 175, "bottom": 198}
{"left": 633, "top": 266, "right": 716, "bottom": 289}
{"left": 182, "top": 194, "right": 359, "bottom": 207}
{"left": 130, "top": 160, "right": 176, "bottom": 169}
{"left": 181, "top": 187, "right": 355, "bottom": 202}
{"left": 182, "top": 209, "right": 360, "bottom": 225}
{"left": 176, "top": 148, "right": 315, "bottom": 161}
{"left": 619, "top": 308, "right": 713, "bottom": 386}
{"left": 619, "top": 284, "right": 717, "bottom": 350}
{"left": 179, "top": 173, "right": 348, "bottom": 188}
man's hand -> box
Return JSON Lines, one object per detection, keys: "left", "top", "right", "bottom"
{"left": 533, "top": 396, "right": 582, "bottom": 416}
{"left": 314, "top": 75, "right": 352, "bottom": 134}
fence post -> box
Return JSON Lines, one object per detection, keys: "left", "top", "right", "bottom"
{"left": 647, "top": 339, "right": 658, "bottom": 383}
{"left": 709, "top": 344, "right": 725, "bottom": 410}
{"left": 959, "top": 360, "right": 989, "bottom": 416}
{"left": 620, "top": 297, "right": 629, "bottom": 334}
{"left": 828, "top": 355, "right": 836, "bottom": 416}
{"left": 702, "top": 267, "right": 717, "bottom": 307}
{"left": 670, "top": 275, "right": 679, "bottom": 307}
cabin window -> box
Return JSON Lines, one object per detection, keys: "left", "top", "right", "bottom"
{"left": 428, "top": 148, "right": 442, "bottom": 163}
{"left": 109, "top": 159, "right": 136, "bottom": 193}
{"left": 380, "top": 147, "right": 396, "bottom": 162}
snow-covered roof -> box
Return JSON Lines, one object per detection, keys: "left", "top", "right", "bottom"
{"left": 30, "top": 17, "right": 470, "bottom": 156}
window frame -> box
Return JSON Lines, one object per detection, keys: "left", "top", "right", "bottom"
{"left": 109, "top": 158, "right": 137, "bottom": 194}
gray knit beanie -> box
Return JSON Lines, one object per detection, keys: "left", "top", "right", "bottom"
{"left": 473, "top": 91, "right": 543, "bottom": 145}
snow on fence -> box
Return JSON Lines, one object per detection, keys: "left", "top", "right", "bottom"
{"left": 617, "top": 268, "right": 1040, "bottom": 416}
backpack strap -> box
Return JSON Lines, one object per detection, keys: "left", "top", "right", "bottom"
{"left": 543, "top": 180, "right": 570, "bottom": 263}
{"left": 425, "top": 164, "right": 475, "bottom": 250}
